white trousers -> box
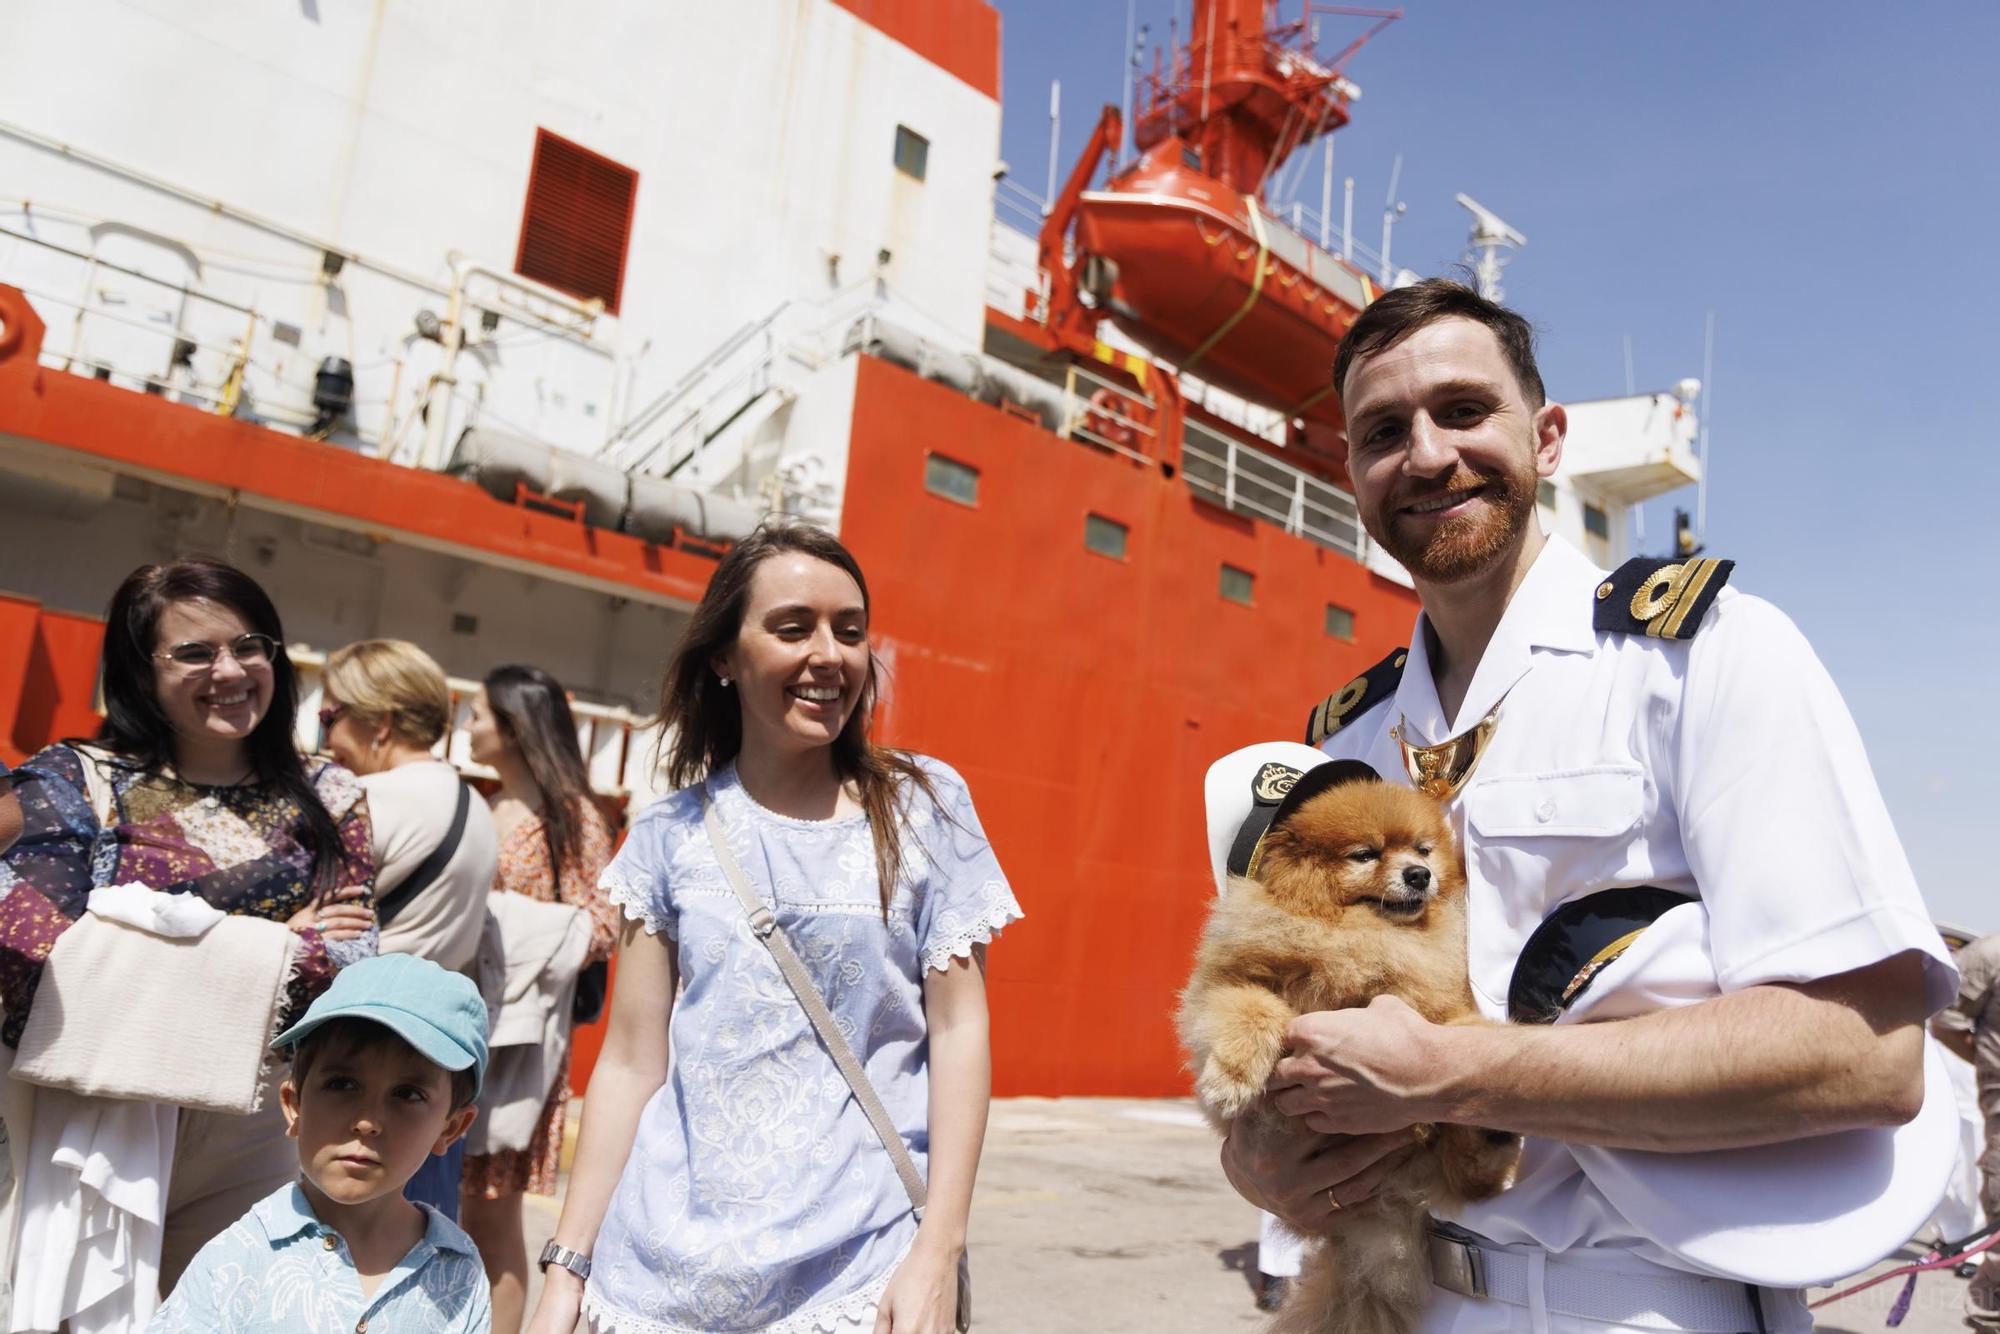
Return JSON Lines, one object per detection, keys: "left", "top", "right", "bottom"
{"left": 1413, "top": 1238, "right": 1813, "bottom": 1334}
{"left": 1259, "top": 1210, "right": 1307, "bottom": 1278}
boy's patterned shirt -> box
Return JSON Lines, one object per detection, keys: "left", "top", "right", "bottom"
{"left": 151, "top": 1183, "right": 490, "bottom": 1333}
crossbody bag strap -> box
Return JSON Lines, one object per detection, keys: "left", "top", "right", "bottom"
{"left": 375, "top": 778, "right": 472, "bottom": 928}
{"left": 702, "top": 794, "right": 930, "bottom": 1216}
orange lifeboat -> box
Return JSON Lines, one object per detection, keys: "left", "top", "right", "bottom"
{"left": 1032, "top": 1, "right": 1399, "bottom": 445}
{"left": 1074, "top": 135, "right": 1376, "bottom": 428}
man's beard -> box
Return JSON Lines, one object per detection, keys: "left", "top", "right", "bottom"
{"left": 1365, "top": 459, "right": 1538, "bottom": 584}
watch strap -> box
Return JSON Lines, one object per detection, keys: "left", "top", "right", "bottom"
{"left": 538, "top": 1240, "right": 592, "bottom": 1281}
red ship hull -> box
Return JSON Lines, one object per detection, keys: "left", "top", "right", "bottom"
{"left": 844, "top": 356, "right": 1415, "bottom": 1093}
{"left": 0, "top": 288, "right": 1418, "bottom": 1097}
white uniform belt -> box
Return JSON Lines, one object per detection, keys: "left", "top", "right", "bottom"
{"left": 1427, "top": 1230, "right": 1760, "bottom": 1332}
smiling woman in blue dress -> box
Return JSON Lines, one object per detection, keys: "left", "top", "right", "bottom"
{"left": 524, "top": 523, "right": 1021, "bottom": 1334}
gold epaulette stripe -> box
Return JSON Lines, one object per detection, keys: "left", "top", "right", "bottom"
{"left": 1659, "top": 559, "right": 1723, "bottom": 638}
{"left": 1599, "top": 556, "right": 1733, "bottom": 640}
{"left": 1304, "top": 649, "right": 1407, "bottom": 746}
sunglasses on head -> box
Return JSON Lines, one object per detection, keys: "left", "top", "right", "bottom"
{"left": 153, "top": 633, "right": 278, "bottom": 670}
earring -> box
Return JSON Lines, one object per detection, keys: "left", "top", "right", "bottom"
{"left": 719, "top": 676, "right": 733, "bottom": 688}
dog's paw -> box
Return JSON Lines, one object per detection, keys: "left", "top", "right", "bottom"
{"left": 1196, "top": 1054, "right": 1266, "bottom": 1120}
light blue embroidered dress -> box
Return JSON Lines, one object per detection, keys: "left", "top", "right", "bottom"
{"left": 585, "top": 757, "right": 1021, "bottom": 1334}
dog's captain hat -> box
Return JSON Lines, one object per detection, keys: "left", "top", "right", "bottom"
{"left": 1203, "top": 742, "right": 1378, "bottom": 896}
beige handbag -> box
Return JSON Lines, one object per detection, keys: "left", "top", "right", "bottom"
{"left": 704, "top": 797, "right": 971, "bottom": 1331}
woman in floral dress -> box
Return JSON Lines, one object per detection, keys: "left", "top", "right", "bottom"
{"left": 0, "top": 557, "right": 376, "bottom": 1290}
{"left": 525, "top": 524, "right": 1021, "bottom": 1334}
{"left": 461, "top": 662, "right": 619, "bottom": 1332}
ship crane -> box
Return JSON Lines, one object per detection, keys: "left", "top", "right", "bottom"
{"left": 1012, "top": 1, "right": 1400, "bottom": 485}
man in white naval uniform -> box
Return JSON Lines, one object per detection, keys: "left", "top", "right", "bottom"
{"left": 1218, "top": 279, "right": 1955, "bottom": 1333}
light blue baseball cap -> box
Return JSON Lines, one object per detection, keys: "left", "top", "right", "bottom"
{"left": 273, "top": 953, "right": 489, "bottom": 1096}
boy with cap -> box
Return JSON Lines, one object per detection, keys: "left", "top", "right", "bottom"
{"left": 152, "top": 953, "right": 493, "bottom": 1332}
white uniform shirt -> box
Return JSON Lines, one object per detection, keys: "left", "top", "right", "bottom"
{"left": 1316, "top": 535, "right": 1954, "bottom": 1268}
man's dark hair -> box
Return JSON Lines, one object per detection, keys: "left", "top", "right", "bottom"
{"left": 1332, "top": 278, "right": 1546, "bottom": 408}
{"left": 289, "top": 1016, "right": 478, "bottom": 1111}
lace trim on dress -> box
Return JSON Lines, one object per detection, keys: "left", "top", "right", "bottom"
{"left": 920, "top": 884, "right": 1023, "bottom": 975}
{"left": 602, "top": 863, "right": 673, "bottom": 938}
{"left": 582, "top": 1260, "right": 895, "bottom": 1334}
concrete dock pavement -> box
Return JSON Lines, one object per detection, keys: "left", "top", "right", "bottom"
{"left": 523, "top": 1096, "right": 1978, "bottom": 1332}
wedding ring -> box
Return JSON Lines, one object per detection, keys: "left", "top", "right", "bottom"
{"left": 1326, "top": 1188, "right": 1342, "bottom": 1213}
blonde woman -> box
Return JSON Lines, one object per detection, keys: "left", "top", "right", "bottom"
{"left": 319, "top": 637, "right": 499, "bottom": 1219}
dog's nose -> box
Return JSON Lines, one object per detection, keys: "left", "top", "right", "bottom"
{"left": 1402, "top": 866, "right": 1432, "bottom": 892}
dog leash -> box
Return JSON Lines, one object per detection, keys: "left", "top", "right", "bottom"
{"left": 1806, "top": 1217, "right": 2000, "bottom": 1325}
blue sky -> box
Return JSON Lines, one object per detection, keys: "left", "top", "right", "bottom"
{"left": 991, "top": 1, "right": 2000, "bottom": 929}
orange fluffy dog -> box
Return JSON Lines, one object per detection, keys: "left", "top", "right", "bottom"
{"left": 1179, "top": 773, "right": 1519, "bottom": 1334}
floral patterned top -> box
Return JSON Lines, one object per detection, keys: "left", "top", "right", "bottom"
{"left": 0, "top": 743, "right": 375, "bottom": 1046}
{"left": 494, "top": 796, "right": 620, "bottom": 965}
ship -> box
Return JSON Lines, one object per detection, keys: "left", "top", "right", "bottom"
{"left": 0, "top": 0, "right": 1702, "bottom": 1096}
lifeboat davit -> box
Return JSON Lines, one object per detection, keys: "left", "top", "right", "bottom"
{"left": 1074, "top": 136, "right": 1378, "bottom": 430}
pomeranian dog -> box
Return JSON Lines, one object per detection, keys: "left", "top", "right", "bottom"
{"left": 1179, "top": 774, "right": 1519, "bottom": 1334}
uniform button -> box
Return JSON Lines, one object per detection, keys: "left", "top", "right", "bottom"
{"left": 1535, "top": 799, "right": 1556, "bottom": 823}
{"left": 322, "top": 1235, "right": 338, "bottom": 1251}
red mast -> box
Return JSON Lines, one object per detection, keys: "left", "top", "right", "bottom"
{"left": 1136, "top": 1, "right": 1398, "bottom": 200}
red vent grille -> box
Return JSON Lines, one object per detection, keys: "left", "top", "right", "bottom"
{"left": 515, "top": 129, "right": 638, "bottom": 315}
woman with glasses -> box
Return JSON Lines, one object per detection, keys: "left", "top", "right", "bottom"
{"left": 318, "top": 637, "right": 500, "bottom": 1220}
{"left": 459, "top": 662, "right": 620, "bottom": 1333}
{"left": 0, "top": 556, "right": 378, "bottom": 1292}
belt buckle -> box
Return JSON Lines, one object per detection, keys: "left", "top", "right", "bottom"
{"left": 1428, "top": 1232, "right": 1488, "bottom": 1299}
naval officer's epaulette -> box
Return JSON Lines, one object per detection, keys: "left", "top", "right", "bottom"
{"left": 1304, "top": 647, "right": 1408, "bottom": 747}
{"left": 1592, "top": 556, "right": 1735, "bottom": 640}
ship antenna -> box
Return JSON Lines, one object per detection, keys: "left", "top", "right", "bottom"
{"left": 1319, "top": 138, "right": 1334, "bottom": 249}
{"left": 1380, "top": 153, "right": 1405, "bottom": 285}
{"left": 1453, "top": 193, "right": 1526, "bottom": 302}
{"left": 1045, "top": 79, "right": 1062, "bottom": 213}
{"left": 1119, "top": 0, "right": 1139, "bottom": 163}
{"left": 1697, "top": 309, "right": 1716, "bottom": 541}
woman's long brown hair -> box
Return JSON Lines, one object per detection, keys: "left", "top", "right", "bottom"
{"left": 658, "top": 523, "right": 939, "bottom": 911}
{"left": 484, "top": 664, "right": 594, "bottom": 877}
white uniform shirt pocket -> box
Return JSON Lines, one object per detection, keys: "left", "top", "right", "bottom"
{"left": 1466, "top": 766, "right": 1645, "bottom": 838}
{"left": 1460, "top": 766, "right": 1654, "bottom": 1011}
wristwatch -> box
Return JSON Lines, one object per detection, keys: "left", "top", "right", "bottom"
{"left": 538, "top": 1241, "right": 592, "bottom": 1281}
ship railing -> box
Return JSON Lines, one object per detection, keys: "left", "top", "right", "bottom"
{"left": 604, "top": 300, "right": 791, "bottom": 470}
{"left": 606, "top": 279, "right": 897, "bottom": 480}
{"left": 1181, "top": 417, "right": 1365, "bottom": 558}
{"left": 0, "top": 210, "right": 625, "bottom": 463}
{"left": 0, "top": 222, "right": 317, "bottom": 423}
{"left": 1269, "top": 198, "right": 1389, "bottom": 288}
{"left": 1058, "top": 361, "right": 1158, "bottom": 465}
{"left": 290, "top": 649, "right": 664, "bottom": 811}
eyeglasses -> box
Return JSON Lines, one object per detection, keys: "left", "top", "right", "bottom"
{"left": 316, "top": 702, "right": 348, "bottom": 730}
{"left": 153, "top": 633, "right": 278, "bottom": 671}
